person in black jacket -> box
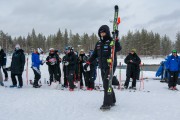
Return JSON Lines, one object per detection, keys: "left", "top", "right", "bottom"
{"left": 46, "top": 48, "right": 61, "bottom": 85}
{"left": 64, "top": 46, "right": 77, "bottom": 91}
{"left": 62, "top": 48, "right": 68, "bottom": 88}
{"left": 10, "top": 44, "right": 25, "bottom": 88}
{"left": 0, "top": 47, "right": 8, "bottom": 81}
{"left": 84, "top": 50, "right": 97, "bottom": 90}
{"left": 124, "top": 49, "right": 141, "bottom": 90}
{"left": 55, "top": 50, "right": 62, "bottom": 84}
{"left": 78, "top": 49, "right": 88, "bottom": 88}
{"left": 84, "top": 25, "right": 121, "bottom": 109}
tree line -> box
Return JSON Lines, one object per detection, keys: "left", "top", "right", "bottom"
{"left": 0, "top": 29, "right": 99, "bottom": 54}
{"left": 120, "top": 29, "right": 180, "bottom": 56}
{"left": 0, "top": 28, "right": 180, "bottom": 55}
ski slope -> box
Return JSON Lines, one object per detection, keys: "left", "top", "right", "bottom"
{"left": 0, "top": 55, "right": 179, "bottom": 120}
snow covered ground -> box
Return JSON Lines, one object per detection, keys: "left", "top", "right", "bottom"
{"left": 0, "top": 55, "right": 180, "bottom": 120}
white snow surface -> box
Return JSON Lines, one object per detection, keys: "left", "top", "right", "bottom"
{"left": 0, "top": 55, "right": 180, "bottom": 120}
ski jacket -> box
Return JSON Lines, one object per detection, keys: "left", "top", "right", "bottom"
{"left": 78, "top": 54, "right": 88, "bottom": 64}
{"left": 64, "top": 52, "right": 77, "bottom": 71}
{"left": 0, "top": 49, "right": 7, "bottom": 66}
{"left": 31, "top": 52, "right": 42, "bottom": 69}
{"left": 124, "top": 53, "right": 141, "bottom": 78}
{"left": 11, "top": 49, "right": 25, "bottom": 74}
{"left": 46, "top": 53, "right": 60, "bottom": 66}
{"left": 88, "top": 25, "right": 121, "bottom": 69}
{"left": 87, "top": 55, "right": 98, "bottom": 70}
{"left": 166, "top": 55, "right": 180, "bottom": 72}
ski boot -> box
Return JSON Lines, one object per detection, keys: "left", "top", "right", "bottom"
{"left": 4, "top": 77, "right": 8, "bottom": 81}
{"left": 10, "top": 85, "right": 17, "bottom": 88}
{"left": 33, "top": 84, "right": 41, "bottom": 88}
{"left": 17, "top": 86, "right": 22, "bottom": 88}
{"left": 0, "top": 81, "right": 4, "bottom": 86}
{"left": 173, "top": 86, "right": 178, "bottom": 91}
{"left": 100, "top": 105, "right": 111, "bottom": 110}
{"left": 169, "top": 87, "right": 174, "bottom": 90}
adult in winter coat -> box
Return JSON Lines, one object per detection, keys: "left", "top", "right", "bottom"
{"left": 0, "top": 47, "right": 8, "bottom": 81}
{"left": 64, "top": 46, "right": 77, "bottom": 91}
{"left": 166, "top": 50, "right": 180, "bottom": 90}
{"left": 46, "top": 48, "right": 61, "bottom": 85}
{"left": 10, "top": 44, "right": 25, "bottom": 88}
{"left": 84, "top": 25, "right": 121, "bottom": 109}
{"left": 78, "top": 49, "right": 88, "bottom": 88}
{"left": 84, "top": 50, "right": 97, "bottom": 90}
{"left": 31, "top": 48, "right": 44, "bottom": 88}
{"left": 124, "top": 49, "right": 141, "bottom": 89}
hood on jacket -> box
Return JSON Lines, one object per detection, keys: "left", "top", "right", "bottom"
{"left": 98, "top": 25, "right": 111, "bottom": 41}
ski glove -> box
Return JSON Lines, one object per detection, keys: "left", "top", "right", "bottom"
{"left": 64, "top": 62, "right": 69, "bottom": 66}
{"left": 112, "top": 30, "right": 119, "bottom": 37}
{"left": 84, "top": 61, "right": 90, "bottom": 71}
{"left": 2, "top": 65, "right": 6, "bottom": 69}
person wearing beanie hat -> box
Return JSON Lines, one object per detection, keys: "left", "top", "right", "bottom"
{"left": 9, "top": 44, "right": 25, "bottom": 88}
{"left": 46, "top": 48, "right": 61, "bottom": 86}
{"left": 131, "top": 48, "right": 136, "bottom": 53}
{"left": 124, "top": 49, "right": 141, "bottom": 90}
{"left": 166, "top": 49, "right": 180, "bottom": 90}
{"left": 62, "top": 46, "right": 77, "bottom": 91}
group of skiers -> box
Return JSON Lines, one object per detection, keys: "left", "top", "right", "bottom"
{"left": 30, "top": 45, "right": 98, "bottom": 91}
{"left": 1, "top": 24, "right": 180, "bottom": 110}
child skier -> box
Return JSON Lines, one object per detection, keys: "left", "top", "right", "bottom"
{"left": 31, "top": 48, "right": 44, "bottom": 88}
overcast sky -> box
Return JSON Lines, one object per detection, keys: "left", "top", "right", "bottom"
{"left": 0, "top": 0, "right": 179, "bottom": 41}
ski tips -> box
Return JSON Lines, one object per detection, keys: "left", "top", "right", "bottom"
{"left": 117, "top": 17, "right": 121, "bottom": 24}
{"left": 115, "top": 5, "right": 119, "bottom": 10}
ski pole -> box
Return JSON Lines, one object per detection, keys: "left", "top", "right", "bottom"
{"left": 142, "top": 63, "right": 144, "bottom": 89}
{"left": 118, "top": 62, "right": 121, "bottom": 90}
{"left": 26, "top": 53, "right": 29, "bottom": 85}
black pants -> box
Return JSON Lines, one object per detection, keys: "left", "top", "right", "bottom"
{"left": 32, "top": 67, "right": 41, "bottom": 86}
{"left": 101, "top": 69, "right": 116, "bottom": 106}
{"left": 11, "top": 73, "right": 23, "bottom": 86}
{"left": 48, "top": 66, "right": 59, "bottom": 85}
{"left": 85, "top": 70, "right": 95, "bottom": 89}
{"left": 0, "top": 66, "right": 8, "bottom": 78}
{"left": 67, "top": 70, "right": 75, "bottom": 89}
{"left": 124, "top": 70, "right": 136, "bottom": 87}
{"left": 168, "top": 71, "right": 179, "bottom": 87}
{"left": 63, "top": 67, "right": 68, "bottom": 87}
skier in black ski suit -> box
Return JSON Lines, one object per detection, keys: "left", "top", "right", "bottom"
{"left": 78, "top": 49, "right": 88, "bottom": 88}
{"left": 62, "top": 48, "right": 68, "bottom": 88}
{"left": 46, "top": 48, "right": 61, "bottom": 85}
{"left": 55, "top": 50, "right": 62, "bottom": 83}
{"left": 84, "top": 25, "right": 121, "bottom": 109}
{"left": 84, "top": 50, "right": 97, "bottom": 90}
{"left": 0, "top": 47, "right": 8, "bottom": 81}
{"left": 63, "top": 46, "right": 77, "bottom": 91}
{"left": 124, "top": 49, "right": 141, "bottom": 89}
{"left": 10, "top": 44, "right": 25, "bottom": 88}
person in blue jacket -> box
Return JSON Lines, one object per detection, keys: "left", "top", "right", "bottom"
{"left": 166, "top": 50, "right": 180, "bottom": 90}
{"left": 31, "top": 48, "right": 44, "bottom": 88}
